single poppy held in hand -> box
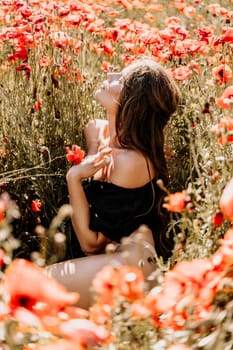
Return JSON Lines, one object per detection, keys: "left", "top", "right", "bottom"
{"left": 66, "top": 145, "right": 85, "bottom": 165}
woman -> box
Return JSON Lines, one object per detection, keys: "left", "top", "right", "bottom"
{"left": 47, "top": 58, "right": 180, "bottom": 309}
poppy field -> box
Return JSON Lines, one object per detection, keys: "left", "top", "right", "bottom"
{"left": 0, "top": 0, "right": 233, "bottom": 349}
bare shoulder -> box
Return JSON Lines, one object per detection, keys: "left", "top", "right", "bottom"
{"left": 109, "top": 148, "right": 155, "bottom": 188}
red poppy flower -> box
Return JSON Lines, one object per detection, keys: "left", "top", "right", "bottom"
{"left": 103, "top": 28, "right": 119, "bottom": 42}
{"left": 172, "top": 39, "right": 200, "bottom": 58}
{"left": 212, "top": 64, "right": 232, "bottom": 86}
{"left": 163, "top": 190, "right": 191, "bottom": 212}
{"left": 20, "top": 6, "right": 32, "bottom": 18}
{"left": 4, "top": 259, "right": 79, "bottom": 311}
{"left": 212, "top": 212, "right": 224, "bottom": 226}
{"left": 197, "top": 26, "right": 214, "bottom": 44}
{"left": 101, "top": 61, "right": 111, "bottom": 72}
{"left": 174, "top": 0, "right": 186, "bottom": 11}
{"left": 31, "top": 199, "right": 42, "bottom": 212}
{"left": 66, "top": 145, "right": 85, "bottom": 165}
{"left": 58, "top": 7, "right": 70, "bottom": 17}
{"left": 183, "top": 5, "right": 196, "bottom": 17}
{"left": 39, "top": 57, "right": 50, "bottom": 67}
{"left": 33, "top": 101, "right": 41, "bottom": 111}
{"left": 216, "top": 86, "right": 233, "bottom": 109}
{"left": 222, "top": 28, "right": 233, "bottom": 43}
{"left": 188, "top": 60, "right": 201, "bottom": 75}
{"left": 117, "top": 265, "right": 145, "bottom": 302}
{"left": 8, "top": 45, "right": 29, "bottom": 62}
{"left": 211, "top": 116, "right": 233, "bottom": 145}
{"left": 171, "top": 66, "right": 193, "bottom": 81}
{"left": 92, "top": 265, "right": 117, "bottom": 305}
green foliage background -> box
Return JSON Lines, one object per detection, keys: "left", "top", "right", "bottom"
{"left": 0, "top": 0, "right": 232, "bottom": 266}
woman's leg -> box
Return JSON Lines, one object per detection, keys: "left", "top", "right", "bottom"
{"left": 46, "top": 226, "right": 157, "bottom": 309}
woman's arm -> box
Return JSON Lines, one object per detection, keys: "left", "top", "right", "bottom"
{"left": 66, "top": 149, "right": 112, "bottom": 254}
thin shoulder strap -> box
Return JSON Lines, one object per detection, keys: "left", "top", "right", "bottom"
{"left": 145, "top": 157, "right": 152, "bottom": 181}
{"left": 134, "top": 157, "right": 155, "bottom": 218}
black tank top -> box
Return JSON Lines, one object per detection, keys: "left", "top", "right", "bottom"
{"left": 82, "top": 160, "right": 173, "bottom": 260}
{"left": 82, "top": 176, "right": 158, "bottom": 242}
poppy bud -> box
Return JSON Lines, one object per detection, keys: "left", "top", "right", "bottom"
{"left": 212, "top": 211, "right": 223, "bottom": 226}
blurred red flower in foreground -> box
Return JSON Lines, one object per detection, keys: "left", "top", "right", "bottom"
{"left": 3, "top": 259, "right": 111, "bottom": 349}
{"left": 92, "top": 264, "right": 145, "bottom": 306}
{"left": 3, "top": 259, "right": 79, "bottom": 311}
{"left": 163, "top": 190, "right": 191, "bottom": 212}
{"left": 60, "top": 318, "right": 110, "bottom": 347}
{"left": 144, "top": 227, "right": 233, "bottom": 330}
{"left": 117, "top": 265, "right": 144, "bottom": 301}
{"left": 66, "top": 145, "right": 85, "bottom": 165}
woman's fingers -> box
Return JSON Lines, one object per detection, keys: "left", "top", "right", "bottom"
{"left": 93, "top": 147, "right": 112, "bottom": 165}
{"left": 93, "top": 155, "right": 111, "bottom": 169}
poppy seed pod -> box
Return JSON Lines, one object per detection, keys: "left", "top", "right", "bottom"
{"left": 219, "top": 177, "right": 233, "bottom": 221}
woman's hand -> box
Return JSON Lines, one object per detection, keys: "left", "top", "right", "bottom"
{"left": 66, "top": 146, "right": 112, "bottom": 254}
{"left": 66, "top": 147, "right": 112, "bottom": 182}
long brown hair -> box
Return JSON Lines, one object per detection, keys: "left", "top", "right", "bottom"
{"left": 115, "top": 59, "right": 180, "bottom": 259}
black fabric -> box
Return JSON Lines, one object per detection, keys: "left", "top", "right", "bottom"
{"left": 82, "top": 178, "right": 158, "bottom": 242}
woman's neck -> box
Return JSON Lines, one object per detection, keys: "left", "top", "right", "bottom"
{"left": 107, "top": 113, "right": 119, "bottom": 147}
